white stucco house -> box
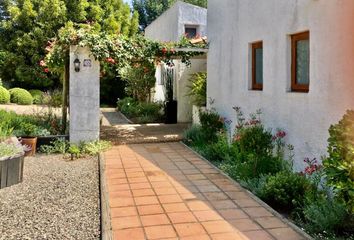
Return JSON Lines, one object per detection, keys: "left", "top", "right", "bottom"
{"left": 145, "top": 1, "right": 207, "bottom": 123}
{"left": 207, "top": 0, "right": 354, "bottom": 169}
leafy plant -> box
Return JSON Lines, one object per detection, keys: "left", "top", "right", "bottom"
{"left": 323, "top": 110, "right": 354, "bottom": 214}
{"left": 81, "top": 140, "right": 112, "bottom": 155}
{"left": 117, "top": 97, "right": 163, "bottom": 123}
{"left": 260, "top": 171, "right": 310, "bottom": 211}
{"left": 303, "top": 197, "right": 347, "bottom": 234}
{"left": 68, "top": 144, "right": 81, "bottom": 160}
{"left": 40, "top": 139, "right": 111, "bottom": 157}
{"left": 0, "top": 125, "right": 13, "bottom": 141}
{"left": 9, "top": 88, "right": 33, "bottom": 105}
{"left": 0, "top": 86, "right": 10, "bottom": 104}
{"left": 29, "top": 89, "right": 44, "bottom": 104}
{"left": 39, "top": 139, "right": 68, "bottom": 155}
{"left": 240, "top": 174, "right": 270, "bottom": 196}
{"left": 0, "top": 142, "right": 23, "bottom": 158}
{"left": 187, "top": 72, "right": 207, "bottom": 107}
{"left": 199, "top": 110, "right": 224, "bottom": 140}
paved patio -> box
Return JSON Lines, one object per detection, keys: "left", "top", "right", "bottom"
{"left": 102, "top": 142, "right": 306, "bottom": 240}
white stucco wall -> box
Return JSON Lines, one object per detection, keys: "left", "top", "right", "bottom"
{"left": 207, "top": 0, "right": 354, "bottom": 170}
{"left": 145, "top": 1, "right": 207, "bottom": 42}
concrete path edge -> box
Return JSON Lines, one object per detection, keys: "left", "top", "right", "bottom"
{"left": 99, "top": 153, "right": 113, "bottom": 240}
{"left": 181, "top": 142, "right": 314, "bottom": 240}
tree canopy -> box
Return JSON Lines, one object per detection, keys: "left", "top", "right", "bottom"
{"left": 0, "top": 0, "right": 139, "bottom": 89}
{"left": 133, "top": 0, "right": 207, "bottom": 30}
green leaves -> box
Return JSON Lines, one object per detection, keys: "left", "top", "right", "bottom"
{"left": 323, "top": 110, "right": 354, "bottom": 214}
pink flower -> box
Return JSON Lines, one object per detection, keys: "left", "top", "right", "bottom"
{"left": 39, "top": 60, "right": 46, "bottom": 67}
{"left": 105, "top": 57, "right": 116, "bottom": 64}
{"left": 43, "top": 68, "right": 49, "bottom": 73}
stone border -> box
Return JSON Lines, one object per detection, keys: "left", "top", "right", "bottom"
{"left": 99, "top": 153, "right": 113, "bottom": 240}
{"left": 181, "top": 142, "right": 313, "bottom": 240}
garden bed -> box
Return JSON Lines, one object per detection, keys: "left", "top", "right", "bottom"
{"left": 183, "top": 107, "right": 354, "bottom": 240}
{"left": 0, "top": 155, "right": 100, "bottom": 239}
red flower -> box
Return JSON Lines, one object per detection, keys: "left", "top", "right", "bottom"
{"left": 43, "top": 68, "right": 49, "bottom": 73}
{"left": 161, "top": 48, "right": 168, "bottom": 54}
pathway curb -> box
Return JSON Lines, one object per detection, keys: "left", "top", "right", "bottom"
{"left": 181, "top": 141, "right": 313, "bottom": 240}
{"left": 99, "top": 153, "right": 113, "bottom": 240}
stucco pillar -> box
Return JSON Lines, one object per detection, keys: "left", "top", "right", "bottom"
{"left": 69, "top": 46, "right": 100, "bottom": 143}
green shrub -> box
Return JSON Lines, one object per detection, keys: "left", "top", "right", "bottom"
{"left": 260, "top": 171, "right": 310, "bottom": 211}
{"left": 303, "top": 198, "right": 347, "bottom": 234}
{"left": 199, "top": 110, "right": 224, "bottom": 141}
{"left": 9, "top": 88, "right": 33, "bottom": 105}
{"left": 240, "top": 174, "right": 270, "bottom": 197}
{"left": 29, "top": 89, "right": 44, "bottom": 104}
{"left": 183, "top": 125, "right": 209, "bottom": 146}
{"left": 187, "top": 72, "right": 207, "bottom": 107}
{"left": 40, "top": 139, "right": 111, "bottom": 157}
{"left": 202, "top": 134, "right": 235, "bottom": 162}
{"left": 0, "top": 86, "right": 10, "bottom": 104}
{"left": 0, "top": 110, "right": 59, "bottom": 136}
{"left": 117, "top": 97, "right": 163, "bottom": 123}
{"left": 323, "top": 110, "right": 354, "bottom": 214}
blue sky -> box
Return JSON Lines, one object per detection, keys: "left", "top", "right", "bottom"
{"left": 124, "top": 0, "right": 133, "bottom": 7}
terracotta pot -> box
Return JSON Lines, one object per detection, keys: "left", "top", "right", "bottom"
{"left": 21, "top": 137, "right": 37, "bottom": 156}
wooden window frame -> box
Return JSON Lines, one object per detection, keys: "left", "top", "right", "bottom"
{"left": 251, "top": 41, "right": 263, "bottom": 90}
{"left": 291, "top": 31, "right": 310, "bottom": 92}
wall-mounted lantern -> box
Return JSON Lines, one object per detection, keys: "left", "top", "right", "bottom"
{"left": 74, "top": 58, "right": 81, "bottom": 72}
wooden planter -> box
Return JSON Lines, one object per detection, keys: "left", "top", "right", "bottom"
{"left": 0, "top": 138, "right": 25, "bottom": 189}
{"left": 0, "top": 155, "right": 24, "bottom": 189}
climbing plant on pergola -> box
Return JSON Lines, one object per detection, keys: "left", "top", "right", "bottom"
{"left": 44, "top": 22, "right": 207, "bottom": 133}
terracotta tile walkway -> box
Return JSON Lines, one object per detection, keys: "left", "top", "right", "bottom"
{"left": 102, "top": 142, "right": 307, "bottom": 240}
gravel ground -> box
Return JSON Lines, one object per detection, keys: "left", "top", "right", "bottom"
{"left": 0, "top": 155, "right": 100, "bottom": 240}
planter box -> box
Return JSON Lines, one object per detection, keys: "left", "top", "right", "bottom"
{"left": 36, "top": 135, "right": 69, "bottom": 150}
{"left": 192, "top": 105, "right": 206, "bottom": 125}
{"left": 0, "top": 138, "right": 25, "bottom": 189}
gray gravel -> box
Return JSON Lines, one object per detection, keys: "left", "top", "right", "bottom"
{"left": 0, "top": 155, "right": 100, "bottom": 240}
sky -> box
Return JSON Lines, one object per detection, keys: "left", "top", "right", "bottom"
{"left": 124, "top": 0, "right": 133, "bottom": 7}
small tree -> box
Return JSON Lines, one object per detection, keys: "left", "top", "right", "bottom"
{"left": 119, "top": 61, "right": 156, "bottom": 102}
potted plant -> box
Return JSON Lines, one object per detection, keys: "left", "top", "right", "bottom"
{"left": 187, "top": 72, "right": 207, "bottom": 124}
{"left": 14, "top": 122, "right": 42, "bottom": 156}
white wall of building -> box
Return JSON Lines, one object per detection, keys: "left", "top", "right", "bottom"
{"left": 145, "top": 1, "right": 207, "bottom": 123}
{"left": 207, "top": 0, "right": 354, "bottom": 170}
{"left": 145, "top": 1, "right": 207, "bottom": 42}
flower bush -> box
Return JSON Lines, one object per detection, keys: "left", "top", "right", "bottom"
{"left": 29, "top": 90, "right": 44, "bottom": 104}
{"left": 9, "top": 88, "right": 33, "bottom": 105}
{"left": 183, "top": 106, "right": 354, "bottom": 239}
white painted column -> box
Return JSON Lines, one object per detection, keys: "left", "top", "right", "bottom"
{"left": 69, "top": 46, "right": 100, "bottom": 143}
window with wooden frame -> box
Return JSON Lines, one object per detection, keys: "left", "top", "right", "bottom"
{"left": 251, "top": 41, "right": 263, "bottom": 90}
{"left": 291, "top": 31, "right": 310, "bottom": 92}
